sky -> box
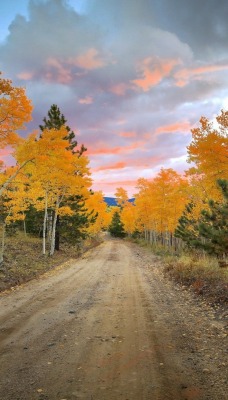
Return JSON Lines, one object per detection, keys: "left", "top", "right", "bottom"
{"left": 0, "top": 0, "right": 228, "bottom": 196}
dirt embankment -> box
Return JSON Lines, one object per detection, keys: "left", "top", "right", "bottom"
{"left": 0, "top": 239, "right": 227, "bottom": 400}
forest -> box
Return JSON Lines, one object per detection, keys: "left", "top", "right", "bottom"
{"left": 0, "top": 71, "right": 227, "bottom": 298}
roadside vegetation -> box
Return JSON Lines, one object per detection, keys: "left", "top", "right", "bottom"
{"left": 0, "top": 231, "right": 102, "bottom": 292}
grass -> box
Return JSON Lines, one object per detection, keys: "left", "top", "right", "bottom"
{"left": 131, "top": 237, "right": 228, "bottom": 306}
{"left": 0, "top": 232, "right": 102, "bottom": 292}
{"left": 163, "top": 253, "right": 228, "bottom": 305}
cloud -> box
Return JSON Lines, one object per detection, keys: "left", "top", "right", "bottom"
{"left": 132, "top": 57, "right": 179, "bottom": 91}
{"left": 94, "top": 161, "right": 127, "bottom": 172}
{"left": 174, "top": 63, "right": 228, "bottom": 87}
{"left": 17, "top": 70, "right": 34, "bottom": 80}
{"left": 150, "top": 0, "right": 228, "bottom": 61}
{"left": 87, "top": 141, "right": 146, "bottom": 156}
{"left": 110, "top": 83, "right": 130, "bottom": 96}
{"left": 1, "top": 0, "right": 227, "bottom": 196}
{"left": 78, "top": 96, "right": 93, "bottom": 105}
{"left": 155, "top": 121, "right": 191, "bottom": 134}
{"left": 70, "top": 48, "right": 107, "bottom": 70}
{"left": 118, "top": 131, "right": 137, "bottom": 138}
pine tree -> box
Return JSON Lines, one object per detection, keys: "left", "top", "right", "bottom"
{"left": 195, "top": 179, "right": 228, "bottom": 257}
{"left": 39, "top": 104, "right": 86, "bottom": 155}
{"left": 174, "top": 202, "right": 199, "bottom": 248}
{"left": 39, "top": 104, "right": 87, "bottom": 249}
{"left": 60, "top": 195, "right": 97, "bottom": 246}
{"left": 109, "top": 211, "right": 126, "bottom": 238}
{"left": 175, "top": 180, "right": 228, "bottom": 258}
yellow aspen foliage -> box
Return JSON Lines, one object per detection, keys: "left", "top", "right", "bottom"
{"left": 115, "top": 187, "right": 128, "bottom": 207}
{"left": 135, "top": 169, "right": 188, "bottom": 235}
{"left": 0, "top": 166, "right": 30, "bottom": 223}
{"left": 187, "top": 109, "right": 228, "bottom": 201}
{"left": 121, "top": 202, "right": 137, "bottom": 235}
{"left": 0, "top": 72, "right": 33, "bottom": 148}
{"left": 86, "top": 191, "right": 111, "bottom": 235}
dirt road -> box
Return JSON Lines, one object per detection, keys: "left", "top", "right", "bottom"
{"left": 0, "top": 239, "right": 227, "bottom": 400}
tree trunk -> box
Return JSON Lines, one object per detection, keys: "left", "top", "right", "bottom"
{"left": 42, "top": 191, "right": 48, "bottom": 255}
{"left": 50, "top": 197, "right": 60, "bottom": 256}
{"left": 55, "top": 215, "right": 60, "bottom": 251}
{"left": 47, "top": 211, "right": 52, "bottom": 242}
{"left": 0, "top": 222, "right": 6, "bottom": 264}
{"left": 23, "top": 213, "right": 27, "bottom": 237}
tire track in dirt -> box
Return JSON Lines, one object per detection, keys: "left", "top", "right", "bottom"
{"left": 0, "top": 238, "right": 227, "bottom": 400}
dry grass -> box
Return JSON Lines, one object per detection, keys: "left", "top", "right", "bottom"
{"left": 164, "top": 254, "right": 228, "bottom": 305}
{"left": 130, "top": 238, "right": 228, "bottom": 306}
{"left": 0, "top": 232, "right": 102, "bottom": 292}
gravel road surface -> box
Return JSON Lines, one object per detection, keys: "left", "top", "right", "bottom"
{"left": 0, "top": 239, "right": 227, "bottom": 400}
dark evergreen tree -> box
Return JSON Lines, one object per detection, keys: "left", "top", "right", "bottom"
{"left": 39, "top": 104, "right": 86, "bottom": 155}
{"left": 39, "top": 104, "right": 87, "bottom": 249}
{"left": 175, "top": 180, "right": 228, "bottom": 258}
{"left": 174, "top": 202, "right": 199, "bottom": 248}
{"left": 60, "top": 195, "right": 97, "bottom": 246}
{"left": 109, "top": 211, "right": 126, "bottom": 238}
{"left": 195, "top": 179, "right": 228, "bottom": 257}
{"left": 24, "top": 205, "right": 44, "bottom": 237}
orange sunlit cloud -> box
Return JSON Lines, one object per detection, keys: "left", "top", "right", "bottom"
{"left": 45, "top": 49, "right": 107, "bottom": 83}
{"left": 174, "top": 63, "right": 228, "bottom": 86}
{"left": 71, "top": 48, "right": 106, "bottom": 70}
{"left": 155, "top": 121, "right": 191, "bottom": 134}
{"left": 118, "top": 131, "right": 137, "bottom": 138}
{"left": 92, "top": 179, "right": 137, "bottom": 196}
{"left": 78, "top": 96, "right": 93, "bottom": 104}
{"left": 132, "top": 57, "right": 179, "bottom": 91}
{"left": 0, "top": 148, "right": 12, "bottom": 157}
{"left": 87, "top": 141, "right": 145, "bottom": 156}
{"left": 94, "top": 161, "right": 127, "bottom": 172}
{"left": 110, "top": 83, "right": 130, "bottom": 96}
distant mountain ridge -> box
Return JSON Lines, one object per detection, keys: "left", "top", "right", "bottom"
{"left": 104, "top": 197, "right": 135, "bottom": 206}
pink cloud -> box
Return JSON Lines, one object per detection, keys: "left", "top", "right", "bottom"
{"left": 132, "top": 57, "right": 179, "bottom": 91}
{"left": 94, "top": 161, "right": 127, "bottom": 172}
{"left": 174, "top": 63, "right": 228, "bottom": 87}
{"left": 110, "top": 83, "right": 130, "bottom": 96}
{"left": 92, "top": 179, "right": 137, "bottom": 197}
{"left": 46, "top": 57, "right": 72, "bottom": 83}
{"left": 78, "top": 96, "right": 93, "bottom": 105}
{"left": 0, "top": 148, "right": 12, "bottom": 157}
{"left": 155, "top": 121, "right": 191, "bottom": 134}
{"left": 17, "top": 71, "right": 34, "bottom": 80}
{"left": 0, "top": 148, "right": 15, "bottom": 166}
{"left": 118, "top": 131, "right": 137, "bottom": 138}
{"left": 71, "top": 48, "right": 106, "bottom": 70}
{"left": 87, "top": 141, "right": 145, "bottom": 156}
{"left": 44, "top": 49, "right": 107, "bottom": 83}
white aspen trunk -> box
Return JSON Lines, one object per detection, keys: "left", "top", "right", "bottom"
{"left": 167, "top": 231, "right": 171, "bottom": 247}
{"left": 144, "top": 229, "right": 147, "bottom": 241}
{"left": 153, "top": 230, "right": 157, "bottom": 244}
{"left": 50, "top": 196, "right": 60, "bottom": 256}
{"left": 23, "top": 213, "right": 27, "bottom": 237}
{"left": 47, "top": 211, "right": 52, "bottom": 243}
{"left": 42, "top": 191, "right": 48, "bottom": 255}
{"left": 0, "top": 222, "right": 6, "bottom": 264}
{"left": 149, "top": 230, "right": 153, "bottom": 244}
